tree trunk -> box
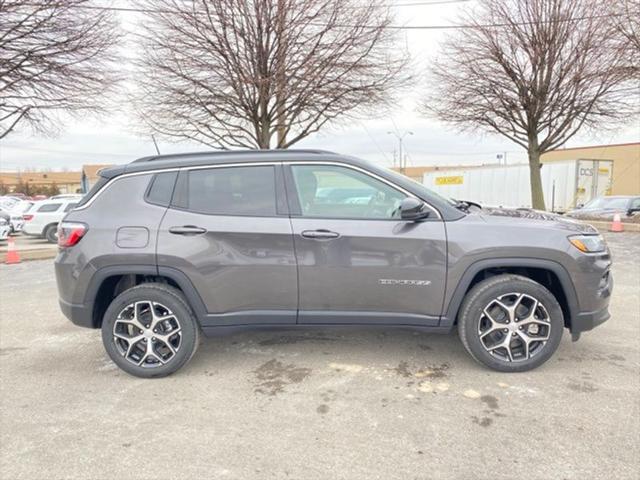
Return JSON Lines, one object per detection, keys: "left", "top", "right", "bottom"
{"left": 275, "top": 0, "right": 287, "bottom": 148}
{"left": 527, "top": 139, "right": 546, "bottom": 211}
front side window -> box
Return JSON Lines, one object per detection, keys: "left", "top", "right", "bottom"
{"left": 37, "top": 203, "right": 61, "bottom": 213}
{"left": 180, "top": 165, "right": 276, "bottom": 216}
{"left": 291, "top": 165, "right": 406, "bottom": 219}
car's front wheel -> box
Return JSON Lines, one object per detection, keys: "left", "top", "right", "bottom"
{"left": 101, "top": 283, "right": 200, "bottom": 378}
{"left": 457, "top": 274, "right": 563, "bottom": 372}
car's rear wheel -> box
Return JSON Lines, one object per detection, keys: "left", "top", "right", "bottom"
{"left": 457, "top": 274, "right": 563, "bottom": 372}
{"left": 44, "top": 224, "right": 58, "bottom": 243}
{"left": 101, "top": 283, "right": 200, "bottom": 378}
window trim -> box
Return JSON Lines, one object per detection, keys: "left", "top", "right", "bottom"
{"left": 72, "top": 160, "right": 442, "bottom": 220}
{"left": 170, "top": 163, "right": 280, "bottom": 218}
{"left": 283, "top": 161, "right": 442, "bottom": 221}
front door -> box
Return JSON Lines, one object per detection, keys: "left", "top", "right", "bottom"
{"left": 285, "top": 163, "right": 447, "bottom": 326}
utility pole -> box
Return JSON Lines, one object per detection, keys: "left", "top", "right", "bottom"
{"left": 387, "top": 130, "right": 413, "bottom": 174}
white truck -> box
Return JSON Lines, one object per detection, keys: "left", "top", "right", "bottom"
{"left": 423, "top": 159, "right": 613, "bottom": 212}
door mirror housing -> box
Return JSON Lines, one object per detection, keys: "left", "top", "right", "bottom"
{"left": 400, "top": 197, "right": 430, "bottom": 221}
{"left": 576, "top": 203, "right": 584, "bottom": 209}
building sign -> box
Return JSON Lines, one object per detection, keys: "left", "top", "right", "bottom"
{"left": 435, "top": 175, "right": 464, "bottom": 185}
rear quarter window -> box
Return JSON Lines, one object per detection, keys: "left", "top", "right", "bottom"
{"left": 37, "top": 203, "right": 62, "bottom": 213}
{"left": 145, "top": 171, "right": 178, "bottom": 206}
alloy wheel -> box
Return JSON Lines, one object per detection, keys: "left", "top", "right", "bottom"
{"left": 112, "top": 301, "right": 182, "bottom": 368}
{"left": 477, "top": 292, "right": 551, "bottom": 362}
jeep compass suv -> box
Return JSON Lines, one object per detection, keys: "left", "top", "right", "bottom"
{"left": 54, "top": 150, "right": 612, "bottom": 378}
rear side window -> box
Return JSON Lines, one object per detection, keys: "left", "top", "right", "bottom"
{"left": 146, "top": 171, "right": 178, "bottom": 206}
{"left": 37, "top": 203, "right": 61, "bottom": 213}
{"left": 64, "top": 203, "right": 78, "bottom": 212}
{"left": 174, "top": 166, "right": 276, "bottom": 216}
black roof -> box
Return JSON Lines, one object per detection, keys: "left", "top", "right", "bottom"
{"left": 100, "top": 149, "right": 342, "bottom": 178}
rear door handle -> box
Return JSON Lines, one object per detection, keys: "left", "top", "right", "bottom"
{"left": 169, "top": 225, "right": 207, "bottom": 235}
{"left": 301, "top": 229, "right": 340, "bottom": 239}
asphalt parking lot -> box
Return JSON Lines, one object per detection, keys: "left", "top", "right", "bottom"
{"left": 0, "top": 232, "right": 638, "bottom": 480}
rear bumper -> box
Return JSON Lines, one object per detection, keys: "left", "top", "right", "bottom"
{"left": 59, "top": 298, "right": 95, "bottom": 329}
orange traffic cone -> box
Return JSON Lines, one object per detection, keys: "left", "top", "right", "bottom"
{"left": 5, "top": 236, "right": 20, "bottom": 264}
{"left": 610, "top": 213, "right": 624, "bottom": 233}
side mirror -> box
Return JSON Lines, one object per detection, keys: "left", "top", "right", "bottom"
{"left": 627, "top": 208, "right": 640, "bottom": 216}
{"left": 576, "top": 203, "right": 584, "bottom": 209}
{"left": 400, "top": 197, "right": 430, "bottom": 221}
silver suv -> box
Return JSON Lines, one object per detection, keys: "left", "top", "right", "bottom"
{"left": 54, "top": 150, "right": 612, "bottom": 378}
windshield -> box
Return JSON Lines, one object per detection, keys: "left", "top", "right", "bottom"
{"left": 582, "top": 197, "right": 628, "bottom": 210}
{"left": 382, "top": 168, "right": 459, "bottom": 207}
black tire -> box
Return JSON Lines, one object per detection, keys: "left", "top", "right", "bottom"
{"left": 44, "top": 224, "right": 58, "bottom": 243}
{"left": 457, "top": 274, "right": 563, "bottom": 372}
{"left": 101, "top": 283, "right": 200, "bottom": 378}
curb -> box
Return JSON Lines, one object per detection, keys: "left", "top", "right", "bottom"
{"left": 582, "top": 220, "right": 640, "bottom": 233}
{"left": 1, "top": 248, "right": 57, "bottom": 264}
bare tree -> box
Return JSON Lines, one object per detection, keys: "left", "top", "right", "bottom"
{"left": 0, "top": 1, "right": 119, "bottom": 139}
{"left": 610, "top": 0, "right": 640, "bottom": 75}
{"left": 134, "top": 0, "right": 409, "bottom": 149}
{"left": 422, "top": 0, "right": 638, "bottom": 210}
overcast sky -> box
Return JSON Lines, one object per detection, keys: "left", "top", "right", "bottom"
{"left": 1, "top": 0, "right": 638, "bottom": 172}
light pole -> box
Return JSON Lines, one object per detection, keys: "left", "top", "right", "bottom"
{"left": 388, "top": 131, "right": 413, "bottom": 174}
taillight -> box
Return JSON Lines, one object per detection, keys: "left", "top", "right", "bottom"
{"left": 23, "top": 214, "right": 33, "bottom": 221}
{"left": 57, "top": 222, "right": 87, "bottom": 248}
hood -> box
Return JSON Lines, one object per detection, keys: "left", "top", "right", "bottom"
{"left": 476, "top": 207, "right": 598, "bottom": 233}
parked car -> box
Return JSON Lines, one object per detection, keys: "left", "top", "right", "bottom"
{"left": 23, "top": 199, "right": 79, "bottom": 243}
{"left": 50, "top": 193, "right": 83, "bottom": 200}
{"left": 0, "top": 197, "right": 32, "bottom": 233}
{"left": 0, "top": 211, "right": 10, "bottom": 241}
{"left": 6, "top": 193, "right": 31, "bottom": 201}
{"left": 565, "top": 195, "right": 640, "bottom": 221}
{"left": 55, "top": 150, "right": 612, "bottom": 378}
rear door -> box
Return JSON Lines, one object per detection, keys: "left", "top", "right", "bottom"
{"left": 156, "top": 163, "right": 298, "bottom": 326}
{"left": 285, "top": 162, "right": 447, "bottom": 326}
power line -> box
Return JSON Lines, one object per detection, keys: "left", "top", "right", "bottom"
{"left": 23, "top": 3, "right": 631, "bottom": 31}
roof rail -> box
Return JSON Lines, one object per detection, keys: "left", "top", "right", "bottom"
{"left": 131, "top": 149, "right": 337, "bottom": 163}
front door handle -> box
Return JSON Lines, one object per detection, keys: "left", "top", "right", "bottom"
{"left": 169, "top": 225, "right": 207, "bottom": 235}
{"left": 301, "top": 229, "right": 340, "bottom": 240}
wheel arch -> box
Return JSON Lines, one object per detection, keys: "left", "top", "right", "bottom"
{"left": 43, "top": 222, "right": 58, "bottom": 237}
{"left": 442, "top": 258, "right": 578, "bottom": 330}
{"left": 84, "top": 265, "right": 207, "bottom": 328}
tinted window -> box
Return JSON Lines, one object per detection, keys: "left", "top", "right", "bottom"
{"left": 291, "top": 165, "right": 406, "bottom": 219}
{"left": 64, "top": 203, "right": 78, "bottom": 212}
{"left": 629, "top": 198, "right": 640, "bottom": 210}
{"left": 146, "top": 171, "right": 178, "bottom": 206}
{"left": 37, "top": 203, "right": 61, "bottom": 213}
{"left": 181, "top": 166, "right": 276, "bottom": 216}
{"left": 583, "top": 197, "right": 629, "bottom": 209}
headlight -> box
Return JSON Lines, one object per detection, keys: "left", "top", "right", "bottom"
{"left": 568, "top": 234, "right": 606, "bottom": 253}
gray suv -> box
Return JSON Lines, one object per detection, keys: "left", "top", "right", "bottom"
{"left": 54, "top": 150, "right": 612, "bottom": 378}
